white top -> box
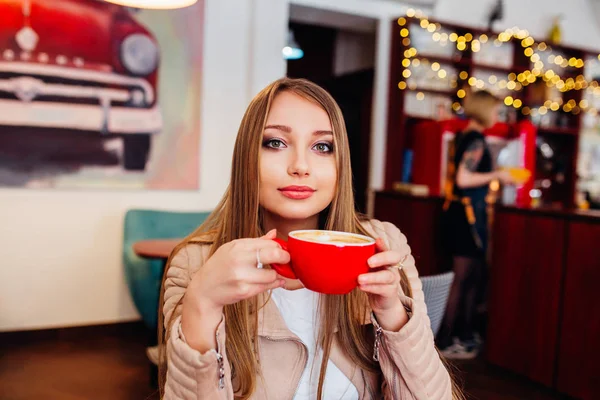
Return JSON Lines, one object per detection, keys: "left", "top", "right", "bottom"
{"left": 270, "top": 288, "right": 359, "bottom": 400}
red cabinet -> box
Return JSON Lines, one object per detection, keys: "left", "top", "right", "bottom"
{"left": 486, "top": 211, "right": 565, "bottom": 387}
{"left": 556, "top": 222, "right": 600, "bottom": 399}
{"left": 486, "top": 207, "right": 600, "bottom": 399}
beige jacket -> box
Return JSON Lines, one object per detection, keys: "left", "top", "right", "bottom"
{"left": 162, "top": 220, "right": 452, "bottom": 399}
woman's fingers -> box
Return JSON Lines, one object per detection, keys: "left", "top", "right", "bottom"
{"left": 358, "top": 269, "right": 398, "bottom": 286}
{"left": 368, "top": 250, "right": 402, "bottom": 269}
{"left": 358, "top": 284, "right": 392, "bottom": 296}
{"left": 260, "top": 229, "right": 277, "bottom": 240}
{"left": 254, "top": 279, "right": 286, "bottom": 295}
{"left": 256, "top": 246, "right": 290, "bottom": 266}
{"left": 246, "top": 268, "right": 279, "bottom": 284}
{"left": 241, "top": 247, "right": 290, "bottom": 283}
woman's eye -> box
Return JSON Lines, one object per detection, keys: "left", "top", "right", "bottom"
{"left": 313, "top": 142, "right": 333, "bottom": 153}
{"left": 264, "top": 139, "right": 286, "bottom": 149}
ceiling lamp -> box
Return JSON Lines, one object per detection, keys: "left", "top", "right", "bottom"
{"left": 103, "top": 0, "right": 197, "bottom": 9}
{"left": 282, "top": 30, "right": 304, "bottom": 60}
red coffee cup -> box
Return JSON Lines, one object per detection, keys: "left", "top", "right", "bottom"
{"left": 271, "top": 230, "right": 376, "bottom": 294}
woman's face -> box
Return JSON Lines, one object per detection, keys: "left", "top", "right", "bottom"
{"left": 259, "top": 91, "right": 337, "bottom": 222}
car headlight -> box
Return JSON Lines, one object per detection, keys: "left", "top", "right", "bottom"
{"left": 120, "top": 33, "right": 159, "bottom": 76}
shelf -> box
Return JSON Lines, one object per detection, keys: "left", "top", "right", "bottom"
{"left": 404, "top": 87, "right": 453, "bottom": 96}
{"left": 472, "top": 62, "right": 528, "bottom": 74}
{"left": 415, "top": 53, "right": 469, "bottom": 68}
{"left": 538, "top": 126, "right": 580, "bottom": 136}
{"left": 414, "top": 53, "right": 529, "bottom": 75}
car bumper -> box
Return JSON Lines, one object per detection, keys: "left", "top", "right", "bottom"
{"left": 0, "top": 98, "right": 162, "bottom": 134}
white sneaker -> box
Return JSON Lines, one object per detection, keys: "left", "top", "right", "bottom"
{"left": 440, "top": 338, "right": 478, "bottom": 360}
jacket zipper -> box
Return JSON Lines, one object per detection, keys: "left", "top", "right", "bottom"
{"left": 215, "top": 329, "right": 226, "bottom": 390}
{"left": 373, "top": 324, "right": 383, "bottom": 362}
{"left": 371, "top": 317, "right": 399, "bottom": 400}
{"left": 262, "top": 335, "right": 309, "bottom": 399}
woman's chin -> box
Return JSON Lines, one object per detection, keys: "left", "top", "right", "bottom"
{"left": 268, "top": 204, "right": 325, "bottom": 221}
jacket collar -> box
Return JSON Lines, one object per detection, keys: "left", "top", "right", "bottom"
{"left": 257, "top": 294, "right": 298, "bottom": 338}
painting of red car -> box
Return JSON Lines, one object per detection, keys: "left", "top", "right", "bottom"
{"left": 0, "top": 0, "right": 163, "bottom": 172}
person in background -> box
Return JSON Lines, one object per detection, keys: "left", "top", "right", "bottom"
{"left": 158, "top": 78, "right": 462, "bottom": 399}
{"left": 438, "top": 90, "right": 515, "bottom": 359}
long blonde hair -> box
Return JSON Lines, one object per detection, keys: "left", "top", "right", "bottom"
{"left": 159, "top": 78, "right": 462, "bottom": 399}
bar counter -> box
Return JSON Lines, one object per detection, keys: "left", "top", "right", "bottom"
{"left": 373, "top": 191, "right": 600, "bottom": 399}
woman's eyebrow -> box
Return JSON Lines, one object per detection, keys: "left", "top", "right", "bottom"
{"left": 264, "top": 124, "right": 291, "bottom": 133}
{"left": 265, "top": 124, "right": 333, "bottom": 136}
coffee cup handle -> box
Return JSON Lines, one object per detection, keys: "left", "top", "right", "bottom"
{"left": 270, "top": 238, "right": 297, "bottom": 279}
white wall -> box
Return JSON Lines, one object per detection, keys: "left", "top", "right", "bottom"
{"left": 434, "top": 0, "right": 600, "bottom": 50}
{"left": 0, "top": 0, "right": 287, "bottom": 332}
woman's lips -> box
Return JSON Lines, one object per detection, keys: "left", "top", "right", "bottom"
{"left": 278, "top": 186, "right": 315, "bottom": 200}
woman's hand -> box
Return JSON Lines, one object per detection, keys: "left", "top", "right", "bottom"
{"left": 358, "top": 238, "right": 409, "bottom": 332}
{"left": 495, "top": 169, "right": 517, "bottom": 185}
{"left": 181, "top": 229, "right": 289, "bottom": 352}
{"left": 186, "top": 229, "right": 289, "bottom": 312}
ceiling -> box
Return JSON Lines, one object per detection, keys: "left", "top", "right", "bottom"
{"left": 290, "top": 4, "right": 378, "bottom": 33}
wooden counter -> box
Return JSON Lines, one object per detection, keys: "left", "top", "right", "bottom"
{"left": 487, "top": 206, "right": 600, "bottom": 399}
{"left": 373, "top": 191, "right": 600, "bottom": 399}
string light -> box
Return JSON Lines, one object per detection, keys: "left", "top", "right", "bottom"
{"left": 396, "top": 12, "right": 600, "bottom": 117}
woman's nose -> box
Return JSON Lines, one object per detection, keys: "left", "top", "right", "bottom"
{"left": 287, "top": 149, "right": 310, "bottom": 176}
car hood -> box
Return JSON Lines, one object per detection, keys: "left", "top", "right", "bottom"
{"left": 0, "top": 0, "right": 126, "bottom": 66}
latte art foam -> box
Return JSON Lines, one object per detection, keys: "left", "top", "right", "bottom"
{"left": 293, "top": 231, "right": 372, "bottom": 245}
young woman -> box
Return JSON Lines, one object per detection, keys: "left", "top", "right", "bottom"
{"left": 438, "top": 90, "right": 515, "bottom": 359}
{"left": 158, "top": 78, "right": 461, "bottom": 399}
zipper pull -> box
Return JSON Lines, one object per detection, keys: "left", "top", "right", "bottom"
{"left": 373, "top": 325, "right": 383, "bottom": 362}
{"left": 216, "top": 352, "right": 225, "bottom": 390}
{"left": 215, "top": 328, "right": 225, "bottom": 390}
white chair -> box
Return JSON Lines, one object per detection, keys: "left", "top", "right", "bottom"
{"left": 421, "top": 271, "right": 455, "bottom": 336}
